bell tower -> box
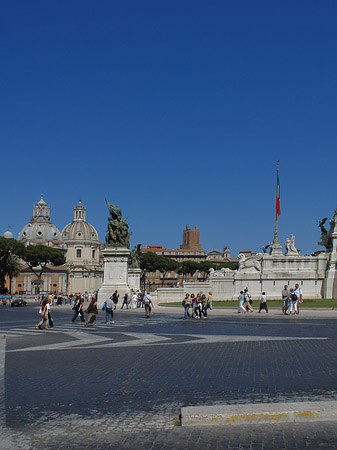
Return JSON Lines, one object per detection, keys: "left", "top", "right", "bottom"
{"left": 32, "top": 194, "right": 50, "bottom": 222}
{"left": 73, "top": 200, "right": 86, "bottom": 221}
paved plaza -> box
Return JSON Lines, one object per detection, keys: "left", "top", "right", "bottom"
{"left": 1, "top": 303, "right": 337, "bottom": 449}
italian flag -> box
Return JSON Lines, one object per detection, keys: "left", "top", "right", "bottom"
{"left": 276, "top": 173, "right": 281, "bottom": 216}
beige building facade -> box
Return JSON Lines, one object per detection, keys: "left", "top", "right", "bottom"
{"left": 12, "top": 196, "right": 103, "bottom": 295}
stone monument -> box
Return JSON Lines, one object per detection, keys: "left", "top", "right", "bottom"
{"left": 319, "top": 207, "right": 337, "bottom": 299}
{"left": 97, "top": 201, "right": 132, "bottom": 306}
{"left": 284, "top": 234, "right": 300, "bottom": 256}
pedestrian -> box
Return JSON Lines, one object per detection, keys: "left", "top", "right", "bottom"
{"left": 243, "top": 288, "right": 253, "bottom": 312}
{"left": 183, "top": 293, "right": 191, "bottom": 319}
{"left": 208, "top": 291, "right": 213, "bottom": 310}
{"left": 121, "top": 293, "right": 129, "bottom": 309}
{"left": 47, "top": 300, "right": 55, "bottom": 327}
{"left": 35, "top": 297, "right": 49, "bottom": 329}
{"left": 194, "top": 293, "right": 203, "bottom": 319}
{"left": 237, "top": 291, "right": 246, "bottom": 313}
{"left": 144, "top": 292, "right": 153, "bottom": 318}
{"left": 86, "top": 299, "right": 98, "bottom": 325}
{"left": 131, "top": 291, "right": 138, "bottom": 309}
{"left": 258, "top": 292, "right": 268, "bottom": 313}
{"left": 282, "top": 285, "right": 290, "bottom": 315}
{"left": 112, "top": 290, "right": 119, "bottom": 308}
{"left": 294, "top": 283, "right": 303, "bottom": 314}
{"left": 289, "top": 288, "right": 298, "bottom": 315}
{"left": 105, "top": 296, "right": 115, "bottom": 324}
{"left": 72, "top": 295, "right": 85, "bottom": 322}
{"left": 136, "top": 290, "right": 142, "bottom": 308}
{"left": 200, "top": 294, "right": 208, "bottom": 318}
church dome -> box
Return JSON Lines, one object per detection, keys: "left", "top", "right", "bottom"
{"left": 3, "top": 229, "right": 14, "bottom": 239}
{"left": 18, "top": 194, "right": 63, "bottom": 246}
{"left": 61, "top": 200, "right": 99, "bottom": 244}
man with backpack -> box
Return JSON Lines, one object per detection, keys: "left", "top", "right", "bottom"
{"left": 144, "top": 292, "right": 153, "bottom": 318}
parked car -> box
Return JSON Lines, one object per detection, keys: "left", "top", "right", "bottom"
{"left": 11, "top": 298, "right": 27, "bottom": 307}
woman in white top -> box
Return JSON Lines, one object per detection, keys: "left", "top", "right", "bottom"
{"left": 131, "top": 291, "right": 138, "bottom": 309}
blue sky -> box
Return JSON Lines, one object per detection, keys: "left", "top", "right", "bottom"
{"left": 1, "top": 0, "right": 336, "bottom": 256}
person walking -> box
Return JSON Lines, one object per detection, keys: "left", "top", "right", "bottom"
{"left": 47, "top": 300, "right": 54, "bottom": 327}
{"left": 258, "top": 292, "right": 268, "bottom": 313}
{"left": 243, "top": 288, "right": 253, "bottom": 312}
{"left": 112, "top": 290, "right": 119, "bottom": 308}
{"left": 121, "top": 293, "right": 129, "bottom": 309}
{"left": 208, "top": 291, "right": 213, "bottom": 310}
{"left": 86, "top": 299, "right": 98, "bottom": 325}
{"left": 35, "top": 297, "right": 49, "bottom": 329}
{"left": 282, "top": 285, "right": 290, "bottom": 315}
{"left": 105, "top": 296, "right": 115, "bottom": 323}
{"left": 131, "top": 291, "right": 138, "bottom": 309}
{"left": 294, "top": 283, "right": 303, "bottom": 315}
{"left": 237, "top": 291, "right": 246, "bottom": 313}
{"left": 183, "top": 293, "right": 191, "bottom": 319}
{"left": 144, "top": 292, "right": 153, "bottom": 318}
{"left": 72, "top": 296, "right": 85, "bottom": 322}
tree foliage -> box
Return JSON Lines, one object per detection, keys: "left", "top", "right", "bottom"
{"left": 198, "top": 260, "right": 215, "bottom": 280}
{"left": 178, "top": 260, "right": 200, "bottom": 280}
{"left": 0, "top": 237, "right": 25, "bottom": 294}
{"left": 218, "top": 261, "right": 238, "bottom": 271}
{"left": 21, "top": 245, "right": 66, "bottom": 294}
{"left": 139, "top": 252, "right": 177, "bottom": 286}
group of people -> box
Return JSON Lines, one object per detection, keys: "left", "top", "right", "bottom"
{"left": 237, "top": 284, "right": 303, "bottom": 314}
{"left": 182, "top": 292, "right": 213, "bottom": 319}
{"left": 119, "top": 290, "right": 153, "bottom": 311}
{"left": 281, "top": 283, "right": 303, "bottom": 315}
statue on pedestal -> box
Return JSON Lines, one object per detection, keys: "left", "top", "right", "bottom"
{"left": 284, "top": 234, "right": 299, "bottom": 256}
{"left": 318, "top": 217, "right": 328, "bottom": 237}
{"left": 237, "top": 253, "right": 262, "bottom": 273}
{"left": 129, "top": 244, "right": 142, "bottom": 268}
{"left": 105, "top": 200, "right": 131, "bottom": 248}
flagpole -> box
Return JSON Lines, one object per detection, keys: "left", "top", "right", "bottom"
{"left": 270, "top": 160, "right": 283, "bottom": 256}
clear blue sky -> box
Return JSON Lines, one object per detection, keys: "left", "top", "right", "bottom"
{"left": 1, "top": 0, "right": 336, "bottom": 256}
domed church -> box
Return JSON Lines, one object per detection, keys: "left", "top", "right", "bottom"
{"left": 10, "top": 196, "right": 103, "bottom": 295}
{"left": 18, "top": 194, "right": 63, "bottom": 247}
{"left": 62, "top": 200, "right": 103, "bottom": 293}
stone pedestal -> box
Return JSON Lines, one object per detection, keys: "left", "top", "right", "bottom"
{"left": 128, "top": 268, "right": 141, "bottom": 292}
{"left": 97, "top": 247, "right": 131, "bottom": 306}
{"left": 323, "top": 231, "right": 337, "bottom": 299}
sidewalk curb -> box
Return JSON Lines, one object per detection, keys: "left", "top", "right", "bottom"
{"left": 181, "top": 401, "right": 337, "bottom": 426}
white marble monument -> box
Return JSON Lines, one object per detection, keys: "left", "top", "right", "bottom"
{"left": 97, "top": 247, "right": 131, "bottom": 306}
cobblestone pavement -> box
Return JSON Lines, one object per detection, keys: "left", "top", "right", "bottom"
{"left": 0, "top": 304, "right": 337, "bottom": 449}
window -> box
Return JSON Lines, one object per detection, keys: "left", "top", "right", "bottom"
{"left": 76, "top": 249, "right": 82, "bottom": 258}
{"left": 92, "top": 249, "right": 96, "bottom": 259}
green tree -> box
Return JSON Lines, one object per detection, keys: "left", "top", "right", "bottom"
{"left": 139, "top": 252, "right": 177, "bottom": 288}
{"left": 198, "top": 260, "right": 215, "bottom": 281}
{"left": 139, "top": 252, "right": 161, "bottom": 290}
{"left": 218, "top": 261, "right": 238, "bottom": 271}
{"left": 156, "top": 255, "right": 177, "bottom": 287}
{"left": 21, "top": 245, "right": 66, "bottom": 294}
{"left": 178, "top": 260, "right": 199, "bottom": 281}
{"left": 6, "top": 255, "right": 22, "bottom": 294}
{"left": 0, "top": 237, "right": 25, "bottom": 294}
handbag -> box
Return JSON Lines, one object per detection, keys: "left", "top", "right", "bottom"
{"left": 102, "top": 301, "right": 107, "bottom": 312}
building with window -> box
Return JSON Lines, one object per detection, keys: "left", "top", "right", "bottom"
{"left": 13, "top": 196, "right": 103, "bottom": 295}
{"left": 62, "top": 200, "right": 103, "bottom": 293}
{"left": 15, "top": 195, "right": 68, "bottom": 294}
